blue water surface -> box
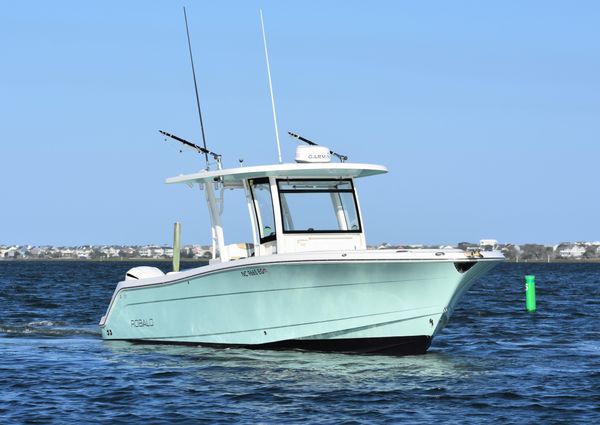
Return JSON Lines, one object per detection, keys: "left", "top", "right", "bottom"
{"left": 1, "top": 261, "right": 599, "bottom": 424}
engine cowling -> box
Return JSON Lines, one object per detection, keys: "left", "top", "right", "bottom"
{"left": 125, "top": 266, "right": 165, "bottom": 281}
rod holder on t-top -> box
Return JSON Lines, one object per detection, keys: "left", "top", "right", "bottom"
{"left": 288, "top": 131, "right": 348, "bottom": 163}
{"left": 160, "top": 130, "right": 222, "bottom": 170}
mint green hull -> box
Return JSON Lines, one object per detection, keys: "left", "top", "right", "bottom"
{"left": 100, "top": 259, "right": 498, "bottom": 351}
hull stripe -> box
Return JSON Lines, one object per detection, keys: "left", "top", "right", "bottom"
{"left": 118, "top": 311, "right": 437, "bottom": 341}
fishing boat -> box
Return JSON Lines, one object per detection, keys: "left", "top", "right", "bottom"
{"left": 99, "top": 9, "right": 503, "bottom": 355}
{"left": 99, "top": 136, "right": 503, "bottom": 354}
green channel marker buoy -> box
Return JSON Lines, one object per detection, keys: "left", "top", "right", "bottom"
{"left": 525, "top": 275, "right": 536, "bottom": 312}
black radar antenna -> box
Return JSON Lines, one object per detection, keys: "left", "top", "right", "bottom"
{"left": 288, "top": 131, "right": 348, "bottom": 163}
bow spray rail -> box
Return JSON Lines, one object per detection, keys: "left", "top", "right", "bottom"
{"left": 288, "top": 131, "right": 348, "bottom": 163}
{"left": 160, "top": 130, "right": 222, "bottom": 170}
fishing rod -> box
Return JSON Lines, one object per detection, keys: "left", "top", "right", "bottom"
{"left": 288, "top": 131, "right": 348, "bottom": 162}
{"left": 183, "top": 6, "right": 209, "bottom": 168}
{"left": 160, "top": 130, "right": 222, "bottom": 167}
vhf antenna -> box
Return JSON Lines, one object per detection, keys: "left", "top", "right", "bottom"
{"left": 183, "top": 6, "right": 209, "bottom": 168}
{"left": 160, "top": 130, "right": 222, "bottom": 169}
{"left": 260, "top": 10, "right": 282, "bottom": 164}
{"left": 288, "top": 131, "right": 348, "bottom": 163}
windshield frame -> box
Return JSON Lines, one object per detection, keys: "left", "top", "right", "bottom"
{"left": 249, "top": 177, "right": 277, "bottom": 244}
{"left": 276, "top": 178, "right": 362, "bottom": 234}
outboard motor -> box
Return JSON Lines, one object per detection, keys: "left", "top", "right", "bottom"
{"left": 125, "top": 266, "right": 165, "bottom": 281}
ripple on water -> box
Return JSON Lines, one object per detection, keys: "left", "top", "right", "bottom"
{"left": 0, "top": 261, "right": 599, "bottom": 423}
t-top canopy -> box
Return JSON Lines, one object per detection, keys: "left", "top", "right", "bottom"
{"left": 166, "top": 162, "right": 388, "bottom": 185}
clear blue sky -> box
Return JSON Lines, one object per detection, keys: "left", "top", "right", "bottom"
{"left": 1, "top": 1, "right": 599, "bottom": 247}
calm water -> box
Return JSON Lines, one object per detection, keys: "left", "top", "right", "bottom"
{"left": 1, "top": 261, "right": 599, "bottom": 424}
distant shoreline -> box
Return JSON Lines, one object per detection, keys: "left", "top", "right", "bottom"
{"left": 0, "top": 258, "right": 209, "bottom": 262}
{"left": 4, "top": 241, "right": 600, "bottom": 262}
{"left": 2, "top": 258, "right": 600, "bottom": 264}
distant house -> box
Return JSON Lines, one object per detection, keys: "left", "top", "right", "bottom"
{"left": 101, "top": 247, "right": 121, "bottom": 258}
{"left": 2, "top": 246, "right": 20, "bottom": 259}
{"left": 76, "top": 248, "right": 91, "bottom": 259}
{"left": 139, "top": 246, "right": 152, "bottom": 257}
{"left": 120, "top": 247, "right": 137, "bottom": 257}
{"left": 139, "top": 246, "right": 162, "bottom": 257}
{"left": 139, "top": 245, "right": 170, "bottom": 258}
{"left": 29, "top": 247, "right": 44, "bottom": 257}
{"left": 480, "top": 239, "right": 499, "bottom": 250}
{"left": 559, "top": 245, "right": 586, "bottom": 258}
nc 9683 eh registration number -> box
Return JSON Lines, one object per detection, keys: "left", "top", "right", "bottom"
{"left": 240, "top": 268, "right": 268, "bottom": 277}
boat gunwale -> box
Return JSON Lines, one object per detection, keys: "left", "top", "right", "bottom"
{"left": 118, "top": 251, "right": 503, "bottom": 291}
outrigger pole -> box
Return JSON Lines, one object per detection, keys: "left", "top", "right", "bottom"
{"left": 183, "top": 7, "right": 210, "bottom": 168}
{"left": 288, "top": 131, "right": 348, "bottom": 163}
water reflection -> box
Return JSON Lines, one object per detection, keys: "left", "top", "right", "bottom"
{"left": 101, "top": 339, "right": 487, "bottom": 384}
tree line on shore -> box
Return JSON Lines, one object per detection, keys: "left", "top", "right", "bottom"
{"left": 3, "top": 241, "right": 599, "bottom": 262}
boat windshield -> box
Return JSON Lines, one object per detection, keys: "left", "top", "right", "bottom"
{"left": 277, "top": 179, "right": 361, "bottom": 233}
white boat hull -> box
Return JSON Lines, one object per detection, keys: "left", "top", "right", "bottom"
{"left": 100, "top": 251, "right": 501, "bottom": 355}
